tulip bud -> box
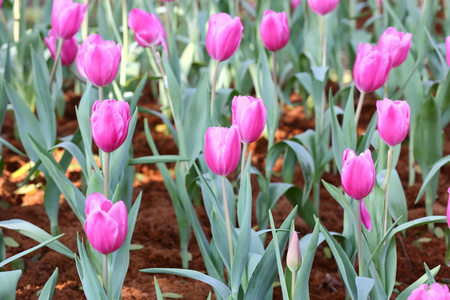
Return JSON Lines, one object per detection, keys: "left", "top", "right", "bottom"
{"left": 408, "top": 283, "right": 450, "bottom": 300}
{"left": 286, "top": 232, "right": 301, "bottom": 273}
{"left": 341, "top": 149, "right": 375, "bottom": 200}
{"left": 378, "top": 27, "right": 412, "bottom": 68}
{"left": 353, "top": 43, "right": 392, "bottom": 93}
{"left": 360, "top": 199, "right": 372, "bottom": 231}
{"left": 90, "top": 99, "right": 131, "bottom": 153}
{"left": 128, "top": 9, "right": 167, "bottom": 49}
{"left": 446, "top": 36, "right": 450, "bottom": 68}
{"left": 307, "top": 0, "right": 339, "bottom": 15}
{"left": 44, "top": 29, "right": 77, "bottom": 66}
{"left": 206, "top": 13, "right": 244, "bottom": 62}
{"left": 376, "top": 98, "right": 410, "bottom": 147}
{"left": 204, "top": 125, "right": 241, "bottom": 177}
{"left": 84, "top": 193, "right": 128, "bottom": 255}
{"left": 231, "top": 96, "right": 266, "bottom": 144}
{"left": 260, "top": 10, "right": 290, "bottom": 52}
{"left": 77, "top": 36, "right": 122, "bottom": 87}
{"left": 291, "top": 0, "right": 302, "bottom": 10}
{"left": 51, "top": 0, "right": 87, "bottom": 40}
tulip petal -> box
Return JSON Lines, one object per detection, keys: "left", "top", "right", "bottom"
{"left": 360, "top": 199, "right": 372, "bottom": 232}
{"left": 85, "top": 210, "right": 119, "bottom": 255}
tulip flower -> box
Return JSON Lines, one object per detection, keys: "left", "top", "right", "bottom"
{"left": 204, "top": 125, "right": 241, "bottom": 177}
{"left": 90, "top": 99, "right": 131, "bottom": 153}
{"left": 84, "top": 193, "right": 128, "bottom": 255}
{"left": 231, "top": 96, "right": 266, "bottom": 144}
{"left": 77, "top": 35, "right": 122, "bottom": 87}
{"left": 341, "top": 149, "right": 375, "bottom": 201}
{"left": 51, "top": 0, "right": 87, "bottom": 40}
{"left": 378, "top": 27, "right": 412, "bottom": 68}
{"left": 128, "top": 9, "right": 167, "bottom": 50}
{"left": 360, "top": 200, "right": 372, "bottom": 231}
{"left": 353, "top": 43, "right": 392, "bottom": 93}
{"left": 260, "top": 10, "right": 290, "bottom": 52}
{"left": 291, "top": 0, "right": 302, "bottom": 10}
{"left": 408, "top": 283, "right": 450, "bottom": 300}
{"left": 446, "top": 36, "right": 450, "bottom": 68}
{"left": 44, "top": 29, "right": 77, "bottom": 66}
{"left": 206, "top": 13, "right": 243, "bottom": 62}
{"left": 307, "top": 0, "right": 339, "bottom": 15}
{"left": 376, "top": 98, "right": 410, "bottom": 146}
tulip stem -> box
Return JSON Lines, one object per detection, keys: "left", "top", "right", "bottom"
{"left": 235, "top": 0, "right": 239, "bottom": 17}
{"left": 382, "top": 145, "right": 394, "bottom": 236}
{"left": 103, "top": 152, "right": 110, "bottom": 198}
{"left": 354, "top": 91, "right": 365, "bottom": 129}
{"left": 356, "top": 199, "right": 363, "bottom": 276}
{"left": 103, "top": 254, "right": 108, "bottom": 296}
{"left": 13, "top": 0, "right": 20, "bottom": 42}
{"left": 291, "top": 272, "right": 297, "bottom": 298}
{"left": 240, "top": 142, "right": 248, "bottom": 184}
{"left": 81, "top": 0, "right": 88, "bottom": 40}
{"left": 221, "top": 176, "right": 234, "bottom": 264}
{"left": 210, "top": 61, "right": 220, "bottom": 120}
{"left": 164, "top": 1, "right": 172, "bottom": 50}
{"left": 320, "top": 16, "right": 327, "bottom": 68}
{"left": 120, "top": 0, "right": 128, "bottom": 87}
{"left": 48, "top": 38, "right": 63, "bottom": 90}
{"left": 98, "top": 87, "right": 103, "bottom": 102}
{"left": 271, "top": 51, "right": 278, "bottom": 103}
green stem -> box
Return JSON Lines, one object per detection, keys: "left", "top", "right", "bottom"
{"left": 98, "top": 86, "right": 103, "bottom": 102}
{"left": 120, "top": 0, "right": 128, "bottom": 86}
{"left": 313, "top": 180, "right": 320, "bottom": 216}
{"left": 103, "top": 152, "right": 110, "bottom": 198}
{"left": 272, "top": 51, "right": 278, "bottom": 103}
{"left": 356, "top": 199, "right": 363, "bottom": 276}
{"left": 319, "top": 16, "right": 327, "bottom": 134}
{"left": 354, "top": 91, "right": 365, "bottom": 128}
{"left": 103, "top": 254, "right": 108, "bottom": 296}
{"left": 222, "top": 176, "right": 234, "bottom": 264}
{"left": 210, "top": 61, "right": 220, "bottom": 120}
{"left": 13, "top": 0, "right": 20, "bottom": 42}
{"left": 291, "top": 271, "right": 296, "bottom": 299}
{"left": 240, "top": 142, "right": 248, "bottom": 184}
{"left": 49, "top": 39, "right": 63, "bottom": 90}
{"left": 104, "top": 0, "right": 122, "bottom": 44}
{"left": 382, "top": 145, "right": 394, "bottom": 236}
{"left": 349, "top": 0, "right": 356, "bottom": 35}
{"left": 81, "top": 0, "right": 88, "bottom": 40}
{"left": 235, "top": 0, "right": 239, "bottom": 17}
{"left": 408, "top": 129, "right": 415, "bottom": 186}
{"left": 165, "top": 1, "right": 172, "bottom": 50}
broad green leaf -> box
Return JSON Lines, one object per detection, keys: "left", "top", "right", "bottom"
{"left": 356, "top": 276, "right": 374, "bottom": 300}
{"left": 0, "top": 270, "right": 22, "bottom": 300}
{"left": 38, "top": 268, "right": 59, "bottom": 300}
{"left": 415, "top": 155, "right": 450, "bottom": 203}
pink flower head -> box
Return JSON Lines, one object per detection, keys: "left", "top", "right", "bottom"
{"left": 260, "top": 10, "right": 290, "bottom": 52}
{"left": 286, "top": 232, "right": 301, "bottom": 273}
{"left": 360, "top": 199, "right": 372, "bottom": 231}
{"left": 204, "top": 125, "right": 241, "bottom": 177}
{"left": 291, "top": 0, "right": 302, "bottom": 10}
{"left": 307, "top": 0, "right": 339, "bottom": 15}
{"left": 206, "top": 13, "right": 243, "bottom": 62}
{"left": 408, "top": 283, "right": 450, "bottom": 300}
{"left": 341, "top": 149, "right": 375, "bottom": 200}
{"left": 44, "top": 29, "right": 77, "bottom": 66}
{"left": 446, "top": 36, "right": 450, "bottom": 68}
{"left": 51, "top": 0, "right": 87, "bottom": 40}
{"left": 128, "top": 8, "right": 167, "bottom": 51}
{"left": 231, "top": 96, "right": 266, "bottom": 144}
{"left": 90, "top": 99, "right": 131, "bottom": 153}
{"left": 378, "top": 27, "right": 412, "bottom": 68}
{"left": 376, "top": 98, "right": 410, "bottom": 146}
{"left": 84, "top": 193, "right": 128, "bottom": 255}
{"left": 77, "top": 35, "right": 122, "bottom": 87}
{"left": 353, "top": 43, "right": 392, "bottom": 93}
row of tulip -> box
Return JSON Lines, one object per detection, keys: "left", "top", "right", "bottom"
{"left": 0, "top": 0, "right": 450, "bottom": 299}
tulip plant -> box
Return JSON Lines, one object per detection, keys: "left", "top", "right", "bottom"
{"left": 1, "top": 0, "right": 450, "bottom": 299}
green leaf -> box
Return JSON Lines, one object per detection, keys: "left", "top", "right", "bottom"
{"left": 129, "top": 155, "right": 190, "bottom": 165}
{"left": 0, "top": 270, "right": 22, "bottom": 300}
{"left": 415, "top": 154, "right": 450, "bottom": 203}
{"left": 3, "top": 236, "right": 19, "bottom": 248}
{"left": 38, "top": 268, "right": 59, "bottom": 300}
{"left": 154, "top": 277, "right": 164, "bottom": 300}
{"left": 268, "top": 212, "right": 289, "bottom": 300}
{"left": 396, "top": 266, "right": 441, "bottom": 300}
{"left": 356, "top": 276, "right": 374, "bottom": 300}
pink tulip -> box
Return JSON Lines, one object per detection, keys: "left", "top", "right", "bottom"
{"left": 84, "top": 193, "right": 128, "bottom": 255}
{"left": 447, "top": 187, "right": 450, "bottom": 229}
{"left": 77, "top": 35, "right": 122, "bottom": 87}
{"left": 260, "top": 10, "right": 290, "bottom": 52}
{"left": 44, "top": 29, "right": 77, "bottom": 66}
{"left": 286, "top": 232, "right": 301, "bottom": 273}
{"left": 341, "top": 149, "right": 375, "bottom": 200}
{"left": 376, "top": 98, "right": 410, "bottom": 146}
{"left": 231, "top": 96, "right": 266, "bottom": 144}
{"left": 360, "top": 199, "right": 372, "bottom": 231}
{"left": 51, "top": 0, "right": 87, "bottom": 40}
{"left": 291, "top": 0, "right": 302, "bottom": 10}
{"left": 206, "top": 13, "right": 243, "bottom": 62}
{"left": 446, "top": 36, "right": 450, "bottom": 68}
{"left": 378, "top": 27, "right": 412, "bottom": 68}
{"left": 90, "top": 99, "right": 131, "bottom": 153}
{"left": 353, "top": 43, "right": 392, "bottom": 93}
{"left": 408, "top": 283, "right": 450, "bottom": 300}
{"left": 307, "top": 0, "right": 339, "bottom": 15}
{"left": 128, "top": 9, "right": 167, "bottom": 50}
{"left": 204, "top": 125, "right": 241, "bottom": 176}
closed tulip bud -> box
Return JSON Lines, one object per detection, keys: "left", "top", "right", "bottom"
{"left": 341, "top": 149, "right": 375, "bottom": 200}
{"left": 51, "top": 0, "right": 87, "bottom": 40}
{"left": 286, "top": 232, "right": 301, "bottom": 273}
{"left": 231, "top": 96, "right": 266, "bottom": 144}
{"left": 291, "top": 0, "right": 302, "bottom": 10}
{"left": 78, "top": 36, "right": 122, "bottom": 87}
{"left": 44, "top": 29, "right": 77, "bottom": 66}
{"left": 376, "top": 98, "right": 410, "bottom": 146}
{"left": 90, "top": 99, "right": 131, "bottom": 153}
{"left": 408, "top": 283, "right": 450, "bottom": 300}
{"left": 307, "top": 0, "right": 339, "bottom": 15}
{"left": 204, "top": 125, "right": 241, "bottom": 177}
{"left": 260, "top": 10, "right": 290, "bottom": 52}
{"left": 378, "top": 27, "right": 412, "bottom": 68}
{"left": 84, "top": 193, "right": 128, "bottom": 255}
{"left": 353, "top": 43, "right": 392, "bottom": 93}
{"left": 360, "top": 199, "right": 372, "bottom": 231}
{"left": 446, "top": 36, "right": 450, "bottom": 68}
{"left": 128, "top": 9, "right": 167, "bottom": 49}
{"left": 206, "top": 13, "right": 244, "bottom": 62}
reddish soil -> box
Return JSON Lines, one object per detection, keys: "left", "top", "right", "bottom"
{"left": 1, "top": 88, "right": 450, "bottom": 300}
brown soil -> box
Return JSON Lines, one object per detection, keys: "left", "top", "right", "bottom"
{"left": 1, "top": 88, "right": 450, "bottom": 300}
